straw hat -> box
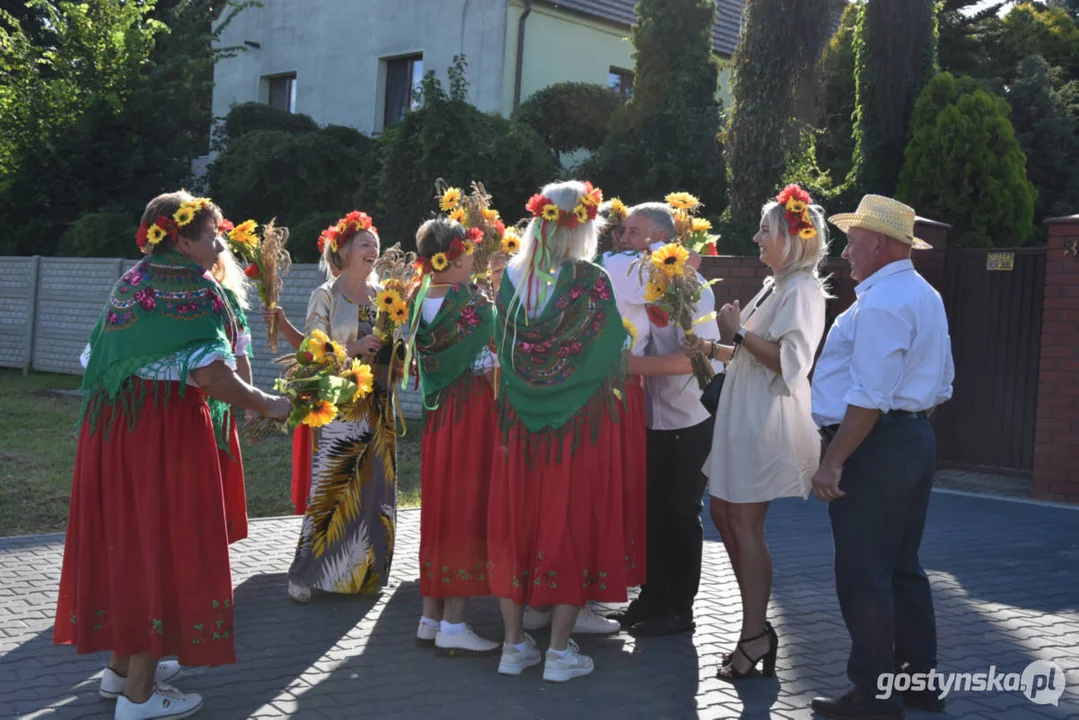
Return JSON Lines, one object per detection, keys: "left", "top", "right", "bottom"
{"left": 828, "top": 195, "right": 931, "bottom": 250}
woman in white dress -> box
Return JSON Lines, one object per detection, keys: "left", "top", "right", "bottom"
{"left": 683, "top": 185, "right": 829, "bottom": 681}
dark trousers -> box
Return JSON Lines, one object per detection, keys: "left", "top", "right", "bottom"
{"left": 638, "top": 417, "right": 714, "bottom": 617}
{"left": 828, "top": 415, "right": 938, "bottom": 708}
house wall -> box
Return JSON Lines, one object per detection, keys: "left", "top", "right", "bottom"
{"left": 212, "top": 0, "right": 509, "bottom": 134}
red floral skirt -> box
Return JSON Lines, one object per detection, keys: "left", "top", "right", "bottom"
{"left": 291, "top": 425, "right": 313, "bottom": 515}
{"left": 487, "top": 396, "right": 629, "bottom": 607}
{"left": 623, "top": 377, "right": 647, "bottom": 588}
{"left": 53, "top": 381, "right": 236, "bottom": 667}
{"left": 419, "top": 375, "right": 495, "bottom": 598}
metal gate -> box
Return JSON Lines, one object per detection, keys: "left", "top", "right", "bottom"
{"left": 935, "top": 248, "right": 1046, "bottom": 474}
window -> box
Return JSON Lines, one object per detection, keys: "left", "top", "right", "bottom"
{"left": 266, "top": 73, "right": 296, "bottom": 113}
{"left": 608, "top": 67, "right": 634, "bottom": 99}
{"left": 384, "top": 54, "right": 424, "bottom": 128}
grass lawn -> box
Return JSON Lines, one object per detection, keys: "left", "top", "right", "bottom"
{"left": 0, "top": 369, "right": 422, "bottom": 538}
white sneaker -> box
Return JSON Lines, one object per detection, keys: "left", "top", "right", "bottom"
{"left": 100, "top": 661, "right": 183, "bottom": 699}
{"left": 543, "top": 639, "right": 594, "bottom": 683}
{"left": 434, "top": 625, "right": 500, "bottom": 657}
{"left": 573, "top": 605, "right": 621, "bottom": 635}
{"left": 415, "top": 619, "right": 438, "bottom": 647}
{"left": 522, "top": 607, "right": 551, "bottom": 630}
{"left": 497, "top": 633, "right": 542, "bottom": 676}
{"left": 114, "top": 685, "right": 203, "bottom": 719}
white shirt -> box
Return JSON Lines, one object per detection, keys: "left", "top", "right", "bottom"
{"left": 597, "top": 250, "right": 652, "bottom": 356}
{"left": 80, "top": 333, "right": 245, "bottom": 387}
{"left": 644, "top": 275, "right": 723, "bottom": 431}
{"left": 811, "top": 259, "right": 954, "bottom": 427}
{"left": 421, "top": 296, "right": 495, "bottom": 373}
{"left": 504, "top": 263, "right": 561, "bottom": 319}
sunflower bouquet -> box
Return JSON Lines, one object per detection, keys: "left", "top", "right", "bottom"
{"left": 631, "top": 241, "right": 719, "bottom": 390}
{"left": 665, "top": 192, "right": 719, "bottom": 257}
{"left": 435, "top": 179, "right": 518, "bottom": 286}
{"left": 223, "top": 218, "right": 293, "bottom": 351}
{"left": 371, "top": 244, "right": 417, "bottom": 348}
{"left": 241, "top": 329, "right": 375, "bottom": 442}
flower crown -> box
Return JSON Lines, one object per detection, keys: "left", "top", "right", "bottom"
{"left": 598, "top": 197, "right": 628, "bottom": 238}
{"left": 524, "top": 181, "right": 603, "bottom": 229}
{"left": 135, "top": 197, "right": 214, "bottom": 251}
{"left": 318, "top": 211, "right": 378, "bottom": 254}
{"left": 775, "top": 184, "right": 818, "bottom": 240}
{"left": 412, "top": 226, "right": 482, "bottom": 276}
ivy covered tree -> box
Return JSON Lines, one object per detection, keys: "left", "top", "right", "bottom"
{"left": 722, "top": 0, "right": 835, "bottom": 252}
{"left": 813, "top": 2, "right": 861, "bottom": 187}
{"left": 584, "top": 0, "right": 725, "bottom": 221}
{"left": 849, "top": 0, "right": 939, "bottom": 199}
{"left": 897, "top": 72, "right": 1035, "bottom": 248}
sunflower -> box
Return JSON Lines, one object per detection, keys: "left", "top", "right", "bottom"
{"left": 330, "top": 340, "right": 348, "bottom": 366}
{"left": 303, "top": 400, "right": 338, "bottom": 428}
{"left": 448, "top": 207, "right": 467, "bottom": 224}
{"left": 799, "top": 225, "right": 818, "bottom": 240}
{"left": 623, "top": 317, "right": 638, "bottom": 347}
{"left": 651, "top": 242, "right": 690, "bottom": 278}
{"left": 390, "top": 301, "right": 409, "bottom": 325}
{"left": 431, "top": 253, "right": 449, "bottom": 272}
{"left": 440, "top": 187, "right": 462, "bottom": 211}
{"left": 644, "top": 278, "right": 667, "bottom": 303}
{"left": 146, "top": 224, "right": 168, "bottom": 246}
{"left": 173, "top": 203, "right": 197, "bottom": 227}
{"left": 501, "top": 230, "right": 521, "bottom": 255}
{"left": 375, "top": 288, "right": 404, "bottom": 311}
{"left": 573, "top": 204, "right": 589, "bottom": 225}
{"left": 665, "top": 192, "right": 700, "bottom": 211}
{"left": 691, "top": 218, "right": 713, "bottom": 233}
{"left": 228, "top": 219, "right": 260, "bottom": 249}
{"left": 305, "top": 329, "right": 332, "bottom": 364}
{"left": 481, "top": 207, "right": 500, "bottom": 222}
{"left": 608, "top": 198, "right": 628, "bottom": 222}
{"left": 346, "top": 359, "right": 375, "bottom": 401}
{"left": 462, "top": 239, "right": 475, "bottom": 256}
{"left": 786, "top": 199, "right": 808, "bottom": 214}
{"left": 541, "top": 204, "right": 560, "bottom": 222}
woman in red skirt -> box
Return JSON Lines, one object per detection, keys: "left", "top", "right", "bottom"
{"left": 407, "top": 218, "right": 501, "bottom": 657}
{"left": 489, "top": 180, "right": 631, "bottom": 683}
{"left": 54, "top": 191, "right": 290, "bottom": 720}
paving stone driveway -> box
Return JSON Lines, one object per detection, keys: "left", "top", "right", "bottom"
{"left": 1, "top": 491, "right": 1077, "bottom": 719}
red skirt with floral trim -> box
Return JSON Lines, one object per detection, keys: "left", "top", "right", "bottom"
{"left": 419, "top": 374, "right": 495, "bottom": 597}
{"left": 623, "top": 377, "right": 647, "bottom": 588}
{"left": 487, "top": 397, "right": 629, "bottom": 607}
{"left": 53, "top": 380, "right": 236, "bottom": 667}
{"left": 291, "top": 425, "right": 313, "bottom": 515}
{"left": 219, "top": 417, "right": 249, "bottom": 544}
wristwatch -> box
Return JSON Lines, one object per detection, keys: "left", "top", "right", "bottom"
{"left": 733, "top": 326, "right": 748, "bottom": 345}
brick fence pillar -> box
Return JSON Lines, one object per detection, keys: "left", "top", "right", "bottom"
{"left": 1033, "top": 215, "right": 1079, "bottom": 503}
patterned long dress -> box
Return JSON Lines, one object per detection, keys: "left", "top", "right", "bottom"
{"left": 288, "top": 285, "right": 398, "bottom": 594}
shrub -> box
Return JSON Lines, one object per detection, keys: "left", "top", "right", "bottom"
{"left": 897, "top": 72, "right": 1035, "bottom": 247}
{"left": 515, "top": 82, "right": 623, "bottom": 161}
{"left": 57, "top": 212, "right": 139, "bottom": 258}
{"left": 288, "top": 211, "right": 344, "bottom": 263}
{"left": 222, "top": 102, "right": 319, "bottom": 140}
{"left": 319, "top": 124, "right": 375, "bottom": 152}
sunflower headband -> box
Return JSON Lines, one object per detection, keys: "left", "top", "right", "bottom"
{"left": 317, "top": 210, "right": 378, "bottom": 254}
{"left": 524, "top": 181, "right": 603, "bottom": 230}
{"left": 412, "top": 227, "right": 482, "bottom": 276}
{"left": 775, "top": 184, "right": 818, "bottom": 240}
{"left": 599, "top": 197, "right": 628, "bottom": 238}
{"left": 135, "top": 197, "right": 214, "bottom": 251}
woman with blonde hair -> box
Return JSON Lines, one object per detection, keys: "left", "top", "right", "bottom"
{"left": 684, "top": 184, "right": 830, "bottom": 681}
{"left": 286, "top": 211, "right": 399, "bottom": 603}
{"left": 488, "top": 180, "right": 630, "bottom": 683}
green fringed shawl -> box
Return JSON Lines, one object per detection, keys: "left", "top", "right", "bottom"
{"left": 495, "top": 260, "right": 628, "bottom": 460}
{"left": 79, "top": 252, "right": 240, "bottom": 449}
{"left": 410, "top": 283, "right": 495, "bottom": 416}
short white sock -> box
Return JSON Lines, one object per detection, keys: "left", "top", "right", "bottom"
{"left": 507, "top": 640, "right": 530, "bottom": 652}
{"left": 420, "top": 616, "right": 440, "bottom": 629}
{"left": 440, "top": 621, "right": 465, "bottom": 635}
{"left": 547, "top": 647, "right": 570, "bottom": 658}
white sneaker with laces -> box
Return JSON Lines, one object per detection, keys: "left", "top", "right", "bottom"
{"left": 434, "top": 625, "right": 500, "bottom": 657}
{"left": 543, "top": 639, "right": 595, "bottom": 683}
{"left": 415, "top": 619, "right": 439, "bottom": 647}
{"left": 114, "top": 685, "right": 203, "bottom": 719}
{"left": 521, "top": 607, "right": 551, "bottom": 631}
{"left": 497, "top": 633, "right": 542, "bottom": 676}
{"left": 573, "top": 605, "right": 621, "bottom": 635}
{"left": 100, "top": 661, "right": 183, "bottom": 700}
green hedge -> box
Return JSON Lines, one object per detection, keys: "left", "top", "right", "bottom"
{"left": 515, "top": 82, "right": 623, "bottom": 159}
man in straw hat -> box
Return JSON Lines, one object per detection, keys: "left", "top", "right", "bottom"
{"left": 808, "top": 195, "right": 954, "bottom": 719}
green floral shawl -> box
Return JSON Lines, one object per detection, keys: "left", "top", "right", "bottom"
{"left": 410, "top": 283, "right": 495, "bottom": 415}
{"left": 495, "top": 260, "right": 628, "bottom": 457}
{"left": 80, "top": 251, "right": 241, "bottom": 448}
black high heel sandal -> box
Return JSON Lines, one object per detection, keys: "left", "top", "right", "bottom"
{"left": 716, "top": 622, "right": 778, "bottom": 681}
{"left": 721, "top": 621, "right": 775, "bottom": 666}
